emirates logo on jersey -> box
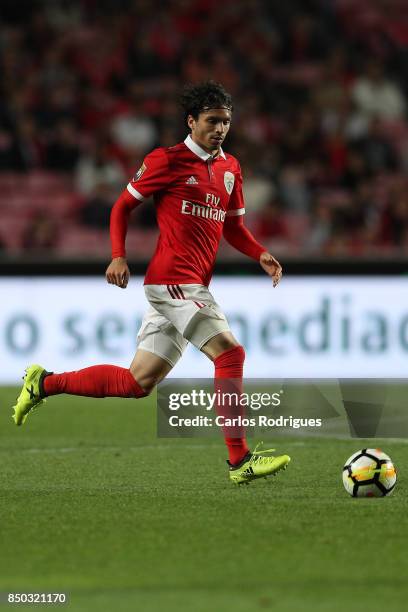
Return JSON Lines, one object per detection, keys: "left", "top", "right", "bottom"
{"left": 181, "top": 200, "right": 226, "bottom": 222}
{"left": 224, "top": 171, "right": 235, "bottom": 195}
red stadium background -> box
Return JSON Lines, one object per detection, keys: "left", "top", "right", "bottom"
{"left": 1, "top": 0, "right": 408, "bottom": 268}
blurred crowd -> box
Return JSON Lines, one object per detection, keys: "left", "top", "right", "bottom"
{"left": 1, "top": 0, "right": 408, "bottom": 259}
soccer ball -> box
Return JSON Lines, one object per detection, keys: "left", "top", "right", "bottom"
{"left": 342, "top": 449, "right": 397, "bottom": 497}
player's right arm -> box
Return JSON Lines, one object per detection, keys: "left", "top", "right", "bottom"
{"left": 106, "top": 148, "right": 170, "bottom": 288}
{"left": 106, "top": 189, "right": 137, "bottom": 289}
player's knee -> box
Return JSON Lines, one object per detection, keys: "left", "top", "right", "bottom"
{"left": 136, "top": 376, "right": 156, "bottom": 396}
{"left": 129, "top": 370, "right": 157, "bottom": 396}
{"left": 202, "top": 332, "right": 244, "bottom": 360}
{"left": 140, "top": 382, "right": 155, "bottom": 396}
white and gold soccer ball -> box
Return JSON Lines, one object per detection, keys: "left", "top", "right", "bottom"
{"left": 342, "top": 449, "right": 397, "bottom": 497}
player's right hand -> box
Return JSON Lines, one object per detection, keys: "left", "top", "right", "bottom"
{"left": 105, "top": 257, "right": 130, "bottom": 289}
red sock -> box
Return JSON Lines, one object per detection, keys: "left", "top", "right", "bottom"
{"left": 214, "top": 346, "right": 249, "bottom": 465}
{"left": 43, "top": 365, "right": 148, "bottom": 398}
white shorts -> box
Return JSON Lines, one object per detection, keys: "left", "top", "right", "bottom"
{"left": 136, "top": 284, "right": 231, "bottom": 367}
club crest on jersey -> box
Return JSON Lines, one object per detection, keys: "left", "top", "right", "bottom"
{"left": 224, "top": 171, "right": 235, "bottom": 195}
{"left": 133, "top": 163, "right": 146, "bottom": 182}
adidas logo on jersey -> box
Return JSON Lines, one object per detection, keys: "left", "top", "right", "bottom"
{"left": 186, "top": 176, "right": 198, "bottom": 185}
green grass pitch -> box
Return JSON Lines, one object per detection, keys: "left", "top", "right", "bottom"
{"left": 0, "top": 386, "right": 407, "bottom": 612}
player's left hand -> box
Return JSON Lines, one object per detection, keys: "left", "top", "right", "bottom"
{"left": 259, "top": 252, "right": 282, "bottom": 287}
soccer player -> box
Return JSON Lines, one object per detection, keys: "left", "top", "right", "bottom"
{"left": 12, "top": 81, "right": 290, "bottom": 485}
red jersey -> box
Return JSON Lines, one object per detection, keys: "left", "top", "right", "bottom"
{"left": 125, "top": 135, "right": 245, "bottom": 285}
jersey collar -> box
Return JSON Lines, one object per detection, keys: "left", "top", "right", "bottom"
{"left": 184, "top": 134, "right": 226, "bottom": 161}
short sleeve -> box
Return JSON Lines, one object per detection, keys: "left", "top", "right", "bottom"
{"left": 226, "top": 162, "right": 245, "bottom": 217}
{"left": 126, "top": 148, "right": 170, "bottom": 201}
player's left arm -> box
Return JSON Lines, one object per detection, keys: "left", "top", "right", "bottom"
{"left": 223, "top": 216, "right": 282, "bottom": 287}
{"left": 223, "top": 161, "right": 282, "bottom": 287}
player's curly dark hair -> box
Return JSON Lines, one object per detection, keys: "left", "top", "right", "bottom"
{"left": 180, "top": 81, "right": 233, "bottom": 125}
